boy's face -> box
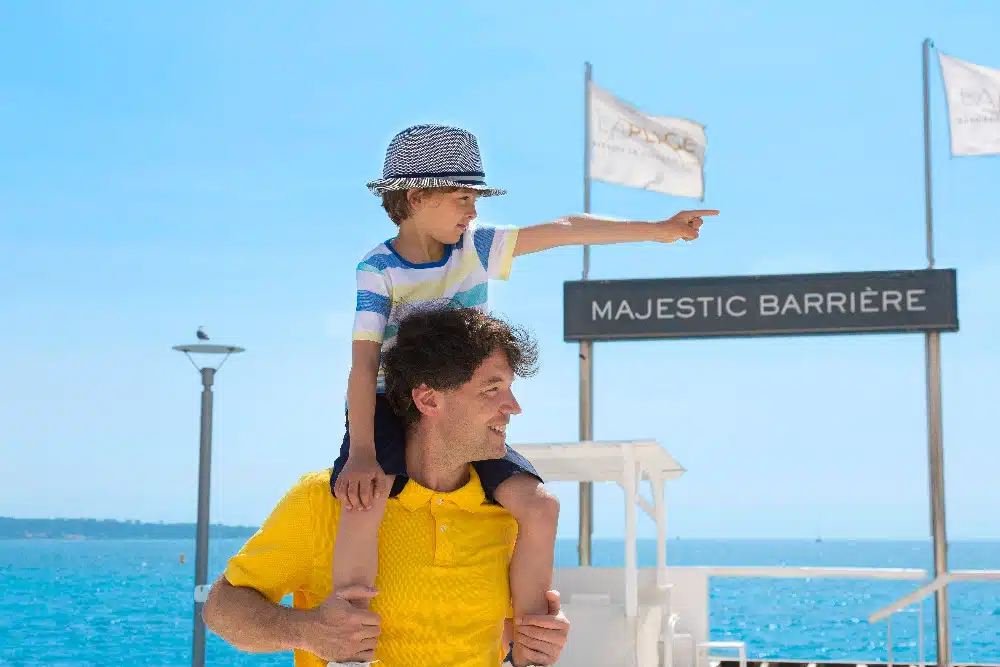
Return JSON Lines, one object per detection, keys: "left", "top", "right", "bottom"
{"left": 410, "top": 188, "right": 480, "bottom": 244}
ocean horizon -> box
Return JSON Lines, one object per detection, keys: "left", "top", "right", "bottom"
{"left": 3, "top": 537, "right": 998, "bottom": 666}
{"left": 5, "top": 516, "right": 999, "bottom": 543}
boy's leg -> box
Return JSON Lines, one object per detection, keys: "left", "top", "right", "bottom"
{"left": 326, "top": 395, "right": 407, "bottom": 667}
{"left": 328, "top": 452, "right": 386, "bottom": 667}
{"left": 331, "top": 487, "right": 391, "bottom": 609}
{"left": 329, "top": 396, "right": 408, "bottom": 609}
{"left": 486, "top": 452, "right": 559, "bottom": 667}
{"left": 492, "top": 473, "right": 560, "bottom": 616}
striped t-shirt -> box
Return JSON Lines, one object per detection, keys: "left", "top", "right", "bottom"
{"left": 353, "top": 223, "right": 519, "bottom": 392}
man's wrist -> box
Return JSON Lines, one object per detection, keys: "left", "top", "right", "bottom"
{"left": 275, "top": 604, "right": 313, "bottom": 653}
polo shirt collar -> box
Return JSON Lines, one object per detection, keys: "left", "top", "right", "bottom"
{"left": 397, "top": 466, "right": 487, "bottom": 513}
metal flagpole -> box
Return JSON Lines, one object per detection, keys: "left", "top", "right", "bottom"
{"left": 579, "top": 60, "right": 594, "bottom": 566}
{"left": 921, "top": 36, "right": 951, "bottom": 667}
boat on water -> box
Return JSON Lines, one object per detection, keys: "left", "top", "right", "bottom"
{"left": 512, "top": 439, "right": 1000, "bottom": 667}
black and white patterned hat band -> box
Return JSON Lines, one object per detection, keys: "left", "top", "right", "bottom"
{"left": 366, "top": 124, "right": 506, "bottom": 197}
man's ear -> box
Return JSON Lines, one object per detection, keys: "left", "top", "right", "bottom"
{"left": 411, "top": 384, "right": 441, "bottom": 417}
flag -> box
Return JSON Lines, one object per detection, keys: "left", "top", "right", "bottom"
{"left": 587, "top": 81, "right": 706, "bottom": 199}
{"left": 937, "top": 52, "right": 1000, "bottom": 156}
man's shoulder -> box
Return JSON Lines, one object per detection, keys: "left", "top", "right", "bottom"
{"left": 295, "top": 469, "right": 335, "bottom": 488}
{"left": 267, "top": 469, "right": 341, "bottom": 536}
{"left": 283, "top": 469, "right": 337, "bottom": 507}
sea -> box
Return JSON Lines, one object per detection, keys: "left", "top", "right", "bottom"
{"left": 2, "top": 538, "right": 998, "bottom": 666}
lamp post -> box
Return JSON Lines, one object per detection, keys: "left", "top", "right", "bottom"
{"left": 172, "top": 342, "right": 245, "bottom": 667}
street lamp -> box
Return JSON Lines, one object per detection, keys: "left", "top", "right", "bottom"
{"left": 172, "top": 341, "right": 245, "bottom": 667}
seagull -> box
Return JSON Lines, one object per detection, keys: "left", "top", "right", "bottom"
{"left": 196, "top": 327, "right": 209, "bottom": 341}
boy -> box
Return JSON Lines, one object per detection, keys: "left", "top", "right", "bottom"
{"left": 332, "top": 124, "right": 716, "bottom": 667}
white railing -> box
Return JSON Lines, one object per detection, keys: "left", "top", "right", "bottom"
{"left": 703, "top": 565, "right": 928, "bottom": 581}
{"left": 867, "top": 569, "right": 1000, "bottom": 667}
{"left": 684, "top": 566, "right": 929, "bottom": 667}
{"left": 557, "top": 564, "right": 1000, "bottom": 667}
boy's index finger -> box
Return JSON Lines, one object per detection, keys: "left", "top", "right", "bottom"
{"left": 689, "top": 209, "right": 719, "bottom": 217}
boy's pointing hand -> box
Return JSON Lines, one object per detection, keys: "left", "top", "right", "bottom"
{"left": 655, "top": 209, "right": 719, "bottom": 243}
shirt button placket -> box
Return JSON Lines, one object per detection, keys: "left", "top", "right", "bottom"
{"left": 438, "top": 521, "right": 452, "bottom": 564}
{"left": 432, "top": 497, "right": 446, "bottom": 564}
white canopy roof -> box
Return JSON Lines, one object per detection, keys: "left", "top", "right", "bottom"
{"left": 512, "top": 440, "right": 686, "bottom": 484}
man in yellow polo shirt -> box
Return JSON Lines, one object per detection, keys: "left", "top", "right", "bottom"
{"left": 202, "top": 307, "right": 569, "bottom": 667}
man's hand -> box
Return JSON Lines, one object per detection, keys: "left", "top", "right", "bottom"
{"left": 512, "top": 590, "right": 570, "bottom": 666}
{"left": 655, "top": 209, "right": 719, "bottom": 243}
{"left": 335, "top": 451, "right": 389, "bottom": 511}
{"left": 297, "top": 585, "right": 382, "bottom": 663}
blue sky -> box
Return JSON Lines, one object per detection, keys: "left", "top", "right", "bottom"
{"left": 2, "top": 1, "right": 998, "bottom": 540}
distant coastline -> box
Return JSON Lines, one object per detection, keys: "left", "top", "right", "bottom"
{"left": 0, "top": 517, "right": 259, "bottom": 540}
{"left": 3, "top": 518, "right": 995, "bottom": 542}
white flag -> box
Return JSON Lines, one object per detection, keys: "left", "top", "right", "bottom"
{"left": 938, "top": 52, "right": 1000, "bottom": 157}
{"left": 588, "top": 81, "right": 706, "bottom": 199}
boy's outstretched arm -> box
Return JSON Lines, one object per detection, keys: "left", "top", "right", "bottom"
{"left": 512, "top": 209, "right": 718, "bottom": 257}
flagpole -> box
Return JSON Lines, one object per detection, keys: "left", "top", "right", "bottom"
{"left": 579, "top": 60, "right": 594, "bottom": 567}
{"left": 922, "top": 36, "right": 951, "bottom": 667}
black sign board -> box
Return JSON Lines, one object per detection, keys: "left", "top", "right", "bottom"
{"left": 564, "top": 269, "right": 959, "bottom": 341}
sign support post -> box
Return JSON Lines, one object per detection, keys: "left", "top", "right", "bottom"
{"left": 922, "top": 37, "right": 951, "bottom": 667}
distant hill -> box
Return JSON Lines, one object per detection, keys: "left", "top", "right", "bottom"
{"left": 0, "top": 517, "right": 259, "bottom": 540}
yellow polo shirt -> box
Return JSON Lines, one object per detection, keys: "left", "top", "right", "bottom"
{"left": 223, "top": 467, "right": 517, "bottom": 667}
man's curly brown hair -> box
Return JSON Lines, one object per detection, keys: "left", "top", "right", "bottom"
{"left": 383, "top": 306, "right": 539, "bottom": 428}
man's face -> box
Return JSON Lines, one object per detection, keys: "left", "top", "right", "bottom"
{"left": 436, "top": 349, "right": 521, "bottom": 463}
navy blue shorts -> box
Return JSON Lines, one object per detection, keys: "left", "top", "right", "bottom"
{"left": 330, "top": 393, "right": 541, "bottom": 504}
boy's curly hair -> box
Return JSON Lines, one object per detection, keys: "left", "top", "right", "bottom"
{"left": 383, "top": 305, "right": 539, "bottom": 427}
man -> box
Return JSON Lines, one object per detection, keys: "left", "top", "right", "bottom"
{"left": 202, "top": 307, "right": 570, "bottom": 667}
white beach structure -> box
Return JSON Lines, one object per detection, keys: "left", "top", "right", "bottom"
{"left": 515, "top": 439, "right": 721, "bottom": 667}
{"left": 511, "top": 439, "right": 980, "bottom": 667}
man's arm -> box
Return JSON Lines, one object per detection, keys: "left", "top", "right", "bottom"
{"left": 203, "top": 577, "right": 381, "bottom": 661}
{"left": 207, "top": 472, "right": 381, "bottom": 661}
{"left": 512, "top": 210, "right": 718, "bottom": 257}
{"left": 202, "top": 576, "right": 305, "bottom": 653}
